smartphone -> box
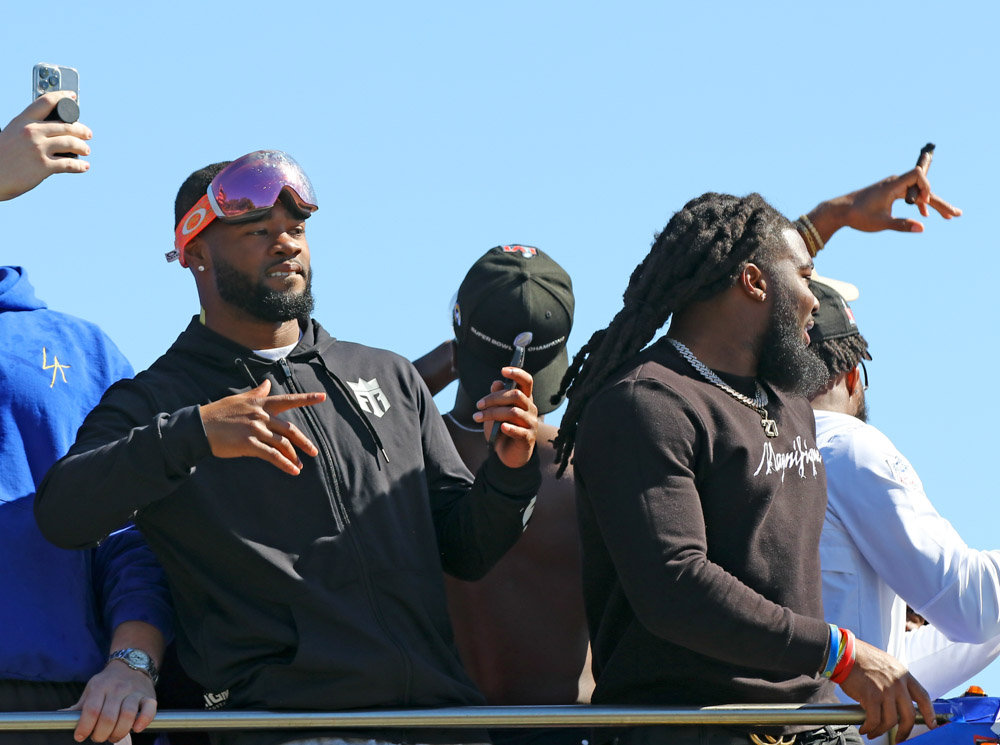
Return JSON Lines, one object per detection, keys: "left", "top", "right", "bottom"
{"left": 32, "top": 63, "right": 79, "bottom": 101}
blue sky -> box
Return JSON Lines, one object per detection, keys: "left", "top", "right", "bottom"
{"left": 3, "top": 0, "right": 999, "bottom": 702}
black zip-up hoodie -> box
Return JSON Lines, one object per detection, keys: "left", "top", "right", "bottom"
{"left": 36, "top": 318, "right": 540, "bottom": 716}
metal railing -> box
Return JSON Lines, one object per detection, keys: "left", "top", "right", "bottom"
{"left": 0, "top": 704, "right": 948, "bottom": 732}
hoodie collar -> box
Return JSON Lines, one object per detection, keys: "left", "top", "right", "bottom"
{"left": 0, "top": 266, "right": 48, "bottom": 312}
{"left": 168, "top": 316, "right": 337, "bottom": 369}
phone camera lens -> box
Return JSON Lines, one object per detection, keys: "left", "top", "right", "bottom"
{"left": 48, "top": 76, "right": 59, "bottom": 86}
{"left": 39, "top": 67, "right": 51, "bottom": 77}
{"left": 39, "top": 81, "right": 49, "bottom": 90}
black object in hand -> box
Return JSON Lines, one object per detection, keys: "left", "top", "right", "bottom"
{"left": 44, "top": 98, "right": 80, "bottom": 159}
{"left": 904, "top": 143, "right": 935, "bottom": 205}
{"left": 488, "top": 331, "right": 533, "bottom": 451}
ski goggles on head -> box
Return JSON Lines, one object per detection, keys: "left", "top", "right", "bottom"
{"left": 167, "top": 150, "right": 319, "bottom": 266}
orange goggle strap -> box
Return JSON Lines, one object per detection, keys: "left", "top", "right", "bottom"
{"left": 168, "top": 193, "right": 217, "bottom": 267}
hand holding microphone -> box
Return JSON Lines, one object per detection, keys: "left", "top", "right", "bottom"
{"left": 488, "top": 331, "right": 533, "bottom": 451}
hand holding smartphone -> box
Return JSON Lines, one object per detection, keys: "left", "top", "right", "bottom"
{"left": 32, "top": 63, "right": 80, "bottom": 156}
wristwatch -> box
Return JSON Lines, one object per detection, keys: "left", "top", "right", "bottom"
{"left": 108, "top": 648, "right": 159, "bottom": 686}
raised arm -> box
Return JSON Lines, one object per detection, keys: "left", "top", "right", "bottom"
{"left": 412, "top": 339, "right": 458, "bottom": 397}
{"left": 826, "top": 427, "right": 1000, "bottom": 644}
{"left": 0, "top": 92, "right": 91, "bottom": 201}
{"left": 417, "top": 364, "right": 541, "bottom": 580}
{"left": 801, "top": 164, "right": 961, "bottom": 246}
{"left": 35, "top": 379, "right": 326, "bottom": 550}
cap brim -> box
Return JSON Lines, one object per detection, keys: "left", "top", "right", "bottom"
{"left": 456, "top": 344, "right": 569, "bottom": 416}
{"left": 810, "top": 270, "right": 859, "bottom": 301}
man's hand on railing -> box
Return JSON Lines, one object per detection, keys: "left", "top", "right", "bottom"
{"left": 66, "top": 659, "right": 156, "bottom": 743}
{"left": 837, "top": 638, "right": 936, "bottom": 741}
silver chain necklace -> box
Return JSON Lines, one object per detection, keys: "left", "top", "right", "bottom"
{"left": 667, "top": 339, "right": 778, "bottom": 438}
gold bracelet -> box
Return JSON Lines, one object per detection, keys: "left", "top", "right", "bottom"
{"left": 794, "top": 220, "right": 818, "bottom": 258}
{"left": 798, "top": 214, "right": 825, "bottom": 254}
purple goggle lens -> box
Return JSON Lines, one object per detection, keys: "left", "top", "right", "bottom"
{"left": 207, "top": 150, "right": 318, "bottom": 223}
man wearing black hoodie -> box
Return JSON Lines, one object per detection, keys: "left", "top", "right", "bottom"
{"left": 36, "top": 151, "right": 541, "bottom": 745}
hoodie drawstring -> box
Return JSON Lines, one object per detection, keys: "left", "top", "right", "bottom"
{"left": 234, "top": 358, "right": 260, "bottom": 387}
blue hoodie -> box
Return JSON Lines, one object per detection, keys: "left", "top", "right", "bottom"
{"left": 0, "top": 266, "right": 172, "bottom": 682}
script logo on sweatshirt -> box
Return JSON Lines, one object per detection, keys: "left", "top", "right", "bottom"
{"left": 753, "top": 435, "right": 822, "bottom": 482}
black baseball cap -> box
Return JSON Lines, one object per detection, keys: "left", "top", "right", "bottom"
{"left": 808, "top": 279, "right": 872, "bottom": 359}
{"left": 453, "top": 245, "right": 574, "bottom": 415}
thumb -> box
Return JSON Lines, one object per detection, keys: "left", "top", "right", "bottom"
{"left": 251, "top": 378, "right": 272, "bottom": 397}
{"left": 887, "top": 217, "right": 924, "bottom": 233}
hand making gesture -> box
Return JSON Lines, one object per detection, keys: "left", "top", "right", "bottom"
{"left": 199, "top": 379, "right": 325, "bottom": 475}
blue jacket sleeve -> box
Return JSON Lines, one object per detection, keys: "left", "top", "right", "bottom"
{"left": 94, "top": 526, "right": 174, "bottom": 642}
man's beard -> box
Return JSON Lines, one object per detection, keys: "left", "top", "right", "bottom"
{"left": 214, "top": 258, "right": 315, "bottom": 323}
{"left": 756, "top": 285, "right": 829, "bottom": 397}
{"left": 854, "top": 389, "right": 869, "bottom": 423}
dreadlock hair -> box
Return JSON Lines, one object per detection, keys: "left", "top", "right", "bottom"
{"left": 174, "top": 161, "right": 232, "bottom": 228}
{"left": 551, "top": 192, "right": 792, "bottom": 476}
{"left": 810, "top": 333, "right": 870, "bottom": 381}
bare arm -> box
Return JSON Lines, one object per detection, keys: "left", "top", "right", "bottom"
{"left": 412, "top": 340, "right": 457, "bottom": 396}
{"left": 804, "top": 165, "right": 961, "bottom": 244}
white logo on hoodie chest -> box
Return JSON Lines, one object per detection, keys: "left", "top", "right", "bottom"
{"left": 348, "top": 377, "right": 391, "bottom": 418}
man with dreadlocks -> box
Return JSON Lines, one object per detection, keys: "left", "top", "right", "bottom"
{"left": 808, "top": 279, "right": 1000, "bottom": 710}
{"left": 552, "top": 168, "right": 958, "bottom": 745}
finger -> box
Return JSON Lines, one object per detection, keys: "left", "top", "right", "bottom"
{"left": 42, "top": 134, "right": 91, "bottom": 159}
{"left": 262, "top": 428, "right": 303, "bottom": 469}
{"left": 918, "top": 201, "right": 929, "bottom": 218}
{"left": 132, "top": 697, "right": 157, "bottom": 733}
{"left": 894, "top": 688, "right": 916, "bottom": 742}
{"left": 250, "top": 440, "right": 304, "bottom": 475}
{"left": 871, "top": 694, "right": 897, "bottom": 739}
{"left": 884, "top": 217, "right": 924, "bottom": 233}
{"left": 268, "top": 417, "right": 319, "bottom": 457}
{"left": 74, "top": 693, "right": 103, "bottom": 741}
{"left": 8, "top": 90, "right": 78, "bottom": 128}
{"left": 478, "top": 386, "right": 532, "bottom": 412}
{"left": 46, "top": 155, "right": 90, "bottom": 175}
{"left": 489, "top": 422, "right": 535, "bottom": 441}
{"left": 263, "top": 391, "right": 327, "bottom": 414}
{"left": 910, "top": 677, "right": 937, "bottom": 731}
{"left": 907, "top": 167, "right": 933, "bottom": 203}
{"left": 929, "top": 192, "right": 962, "bottom": 219}
{"left": 500, "top": 367, "right": 535, "bottom": 398}
{"left": 859, "top": 697, "right": 879, "bottom": 738}
{"left": 30, "top": 120, "right": 93, "bottom": 140}
{"left": 474, "top": 403, "right": 535, "bottom": 429}
{"left": 107, "top": 696, "right": 141, "bottom": 743}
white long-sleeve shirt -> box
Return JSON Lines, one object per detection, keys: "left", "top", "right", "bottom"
{"left": 815, "top": 409, "right": 1000, "bottom": 700}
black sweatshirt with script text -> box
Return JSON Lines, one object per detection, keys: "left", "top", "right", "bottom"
{"left": 574, "top": 338, "right": 835, "bottom": 729}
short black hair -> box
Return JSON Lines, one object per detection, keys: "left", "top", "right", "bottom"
{"left": 174, "top": 161, "right": 231, "bottom": 228}
{"left": 810, "top": 333, "right": 870, "bottom": 380}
